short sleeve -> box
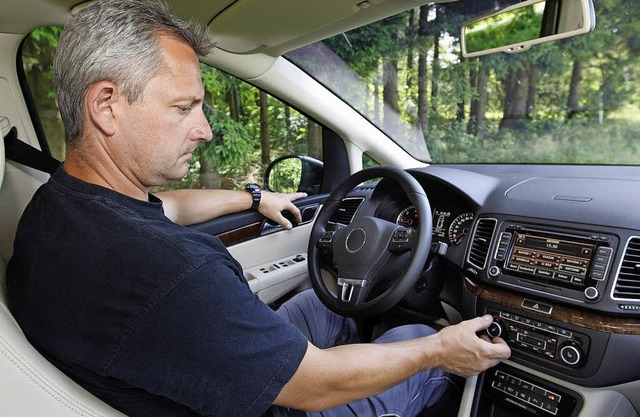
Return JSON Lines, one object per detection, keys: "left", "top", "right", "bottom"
{"left": 106, "top": 256, "right": 308, "bottom": 416}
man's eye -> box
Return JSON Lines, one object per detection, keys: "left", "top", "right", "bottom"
{"left": 178, "top": 106, "right": 192, "bottom": 114}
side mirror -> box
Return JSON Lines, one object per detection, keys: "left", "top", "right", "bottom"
{"left": 461, "top": 0, "right": 595, "bottom": 58}
{"left": 264, "top": 155, "right": 323, "bottom": 195}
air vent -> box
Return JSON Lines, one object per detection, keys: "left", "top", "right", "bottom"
{"left": 329, "top": 197, "right": 363, "bottom": 225}
{"left": 612, "top": 237, "right": 640, "bottom": 301}
{"left": 467, "top": 218, "right": 497, "bottom": 270}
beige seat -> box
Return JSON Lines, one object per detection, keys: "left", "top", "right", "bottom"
{"left": 0, "top": 122, "right": 126, "bottom": 416}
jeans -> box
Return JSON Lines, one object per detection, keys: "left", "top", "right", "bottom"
{"left": 270, "top": 290, "right": 451, "bottom": 417}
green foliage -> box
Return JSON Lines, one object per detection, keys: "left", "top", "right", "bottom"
{"left": 205, "top": 115, "right": 254, "bottom": 175}
{"left": 324, "top": 13, "right": 410, "bottom": 79}
{"left": 427, "top": 118, "right": 640, "bottom": 164}
{"left": 21, "top": 0, "right": 640, "bottom": 179}
{"left": 268, "top": 158, "right": 302, "bottom": 193}
{"left": 465, "top": 3, "right": 544, "bottom": 53}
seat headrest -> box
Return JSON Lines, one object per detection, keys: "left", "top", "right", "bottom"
{"left": 0, "top": 116, "right": 9, "bottom": 191}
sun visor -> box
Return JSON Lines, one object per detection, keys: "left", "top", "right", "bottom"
{"left": 210, "top": 0, "right": 363, "bottom": 54}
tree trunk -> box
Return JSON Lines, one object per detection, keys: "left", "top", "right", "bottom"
{"left": 284, "top": 105, "right": 291, "bottom": 142}
{"left": 417, "top": 5, "right": 429, "bottom": 135}
{"left": 383, "top": 58, "right": 401, "bottom": 136}
{"left": 259, "top": 90, "right": 270, "bottom": 164}
{"left": 526, "top": 63, "right": 538, "bottom": 119}
{"left": 431, "top": 31, "right": 440, "bottom": 111}
{"left": 227, "top": 80, "right": 241, "bottom": 122}
{"left": 566, "top": 59, "right": 584, "bottom": 120}
{"left": 199, "top": 147, "right": 221, "bottom": 189}
{"left": 500, "top": 67, "right": 529, "bottom": 130}
{"left": 307, "top": 119, "right": 322, "bottom": 160}
{"left": 406, "top": 8, "right": 416, "bottom": 90}
{"left": 456, "top": 51, "right": 464, "bottom": 122}
{"left": 374, "top": 68, "right": 381, "bottom": 126}
{"left": 469, "top": 60, "right": 488, "bottom": 137}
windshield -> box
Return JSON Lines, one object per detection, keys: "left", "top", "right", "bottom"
{"left": 286, "top": 0, "right": 640, "bottom": 165}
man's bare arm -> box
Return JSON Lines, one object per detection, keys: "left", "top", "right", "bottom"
{"left": 274, "top": 315, "right": 511, "bottom": 412}
{"left": 156, "top": 189, "right": 306, "bottom": 228}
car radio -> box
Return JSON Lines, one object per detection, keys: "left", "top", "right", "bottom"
{"left": 486, "top": 223, "right": 616, "bottom": 303}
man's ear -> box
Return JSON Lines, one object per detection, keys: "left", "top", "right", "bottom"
{"left": 85, "top": 81, "right": 119, "bottom": 136}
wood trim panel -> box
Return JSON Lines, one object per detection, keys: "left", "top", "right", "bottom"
{"left": 216, "top": 222, "right": 262, "bottom": 246}
{"left": 466, "top": 278, "right": 640, "bottom": 335}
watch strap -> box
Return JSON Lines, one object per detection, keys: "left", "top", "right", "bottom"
{"left": 244, "top": 183, "right": 262, "bottom": 210}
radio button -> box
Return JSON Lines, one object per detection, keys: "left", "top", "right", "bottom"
{"left": 594, "top": 254, "right": 608, "bottom": 263}
{"left": 571, "top": 276, "right": 585, "bottom": 285}
{"left": 535, "top": 269, "right": 553, "bottom": 278}
{"left": 518, "top": 265, "right": 536, "bottom": 274}
{"left": 521, "top": 299, "right": 553, "bottom": 314}
{"left": 542, "top": 402, "right": 559, "bottom": 414}
{"left": 558, "top": 328, "right": 573, "bottom": 338}
{"left": 596, "top": 246, "right": 613, "bottom": 256}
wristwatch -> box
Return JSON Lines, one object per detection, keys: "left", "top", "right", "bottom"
{"left": 244, "top": 183, "right": 262, "bottom": 210}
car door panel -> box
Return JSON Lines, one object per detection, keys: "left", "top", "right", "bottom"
{"left": 190, "top": 196, "right": 327, "bottom": 304}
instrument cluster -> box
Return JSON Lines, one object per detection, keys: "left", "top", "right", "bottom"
{"left": 396, "top": 205, "right": 475, "bottom": 246}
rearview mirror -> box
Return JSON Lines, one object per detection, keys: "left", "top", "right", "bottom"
{"left": 461, "top": 0, "right": 595, "bottom": 58}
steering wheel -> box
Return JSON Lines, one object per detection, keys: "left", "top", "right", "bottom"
{"left": 308, "top": 166, "right": 433, "bottom": 317}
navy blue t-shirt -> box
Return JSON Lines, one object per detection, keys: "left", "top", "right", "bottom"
{"left": 7, "top": 168, "right": 308, "bottom": 417}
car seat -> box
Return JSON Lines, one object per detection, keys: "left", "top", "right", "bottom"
{"left": 0, "top": 119, "right": 126, "bottom": 416}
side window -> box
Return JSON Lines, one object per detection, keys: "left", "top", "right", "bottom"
{"left": 163, "top": 63, "right": 323, "bottom": 193}
{"left": 362, "top": 153, "right": 380, "bottom": 169}
{"left": 21, "top": 27, "right": 323, "bottom": 194}
{"left": 21, "top": 27, "right": 65, "bottom": 161}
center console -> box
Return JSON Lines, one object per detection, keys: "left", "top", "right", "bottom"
{"left": 461, "top": 216, "right": 640, "bottom": 416}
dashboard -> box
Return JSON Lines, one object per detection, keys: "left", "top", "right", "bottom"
{"left": 338, "top": 163, "right": 640, "bottom": 417}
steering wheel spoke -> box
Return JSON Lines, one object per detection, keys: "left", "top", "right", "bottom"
{"left": 388, "top": 227, "right": 417, "bottom": 253}
{"left": 337, "top": 278, "right": 371, "bottom": 306}
{"left": 315, "top": 230, "right": 335, "bottom": 252}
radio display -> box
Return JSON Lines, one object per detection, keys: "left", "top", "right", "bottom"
{"left": 505, "top": 232, "right": 595, "bottom": 287}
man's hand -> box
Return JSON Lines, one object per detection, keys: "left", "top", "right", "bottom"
{"left": 259, "top": 191, "right": 307, "bottom": 230}
{"left": 433, "top": 315, "right": 511, "bottom": 378}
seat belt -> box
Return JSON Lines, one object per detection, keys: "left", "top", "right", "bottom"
{"left": 3, "top": 126, "right": 60, "bottom": 174}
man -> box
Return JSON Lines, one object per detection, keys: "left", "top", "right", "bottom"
{"left": 7, "top": 1, "right": 511, "bottom": 416}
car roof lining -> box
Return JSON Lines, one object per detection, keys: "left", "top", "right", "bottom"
{"left": 0, "top": 0, "right": 458, "bottom": 57}
{"left": 208, "top": 0, "right": 451, "bottom": 56}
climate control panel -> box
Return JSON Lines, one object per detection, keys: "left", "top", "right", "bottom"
{"left": 486, "top": 308, "right": 590, "bottom": 368}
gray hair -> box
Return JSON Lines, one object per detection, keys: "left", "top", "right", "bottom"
{"left": 53, "top": 0, "right": 216, "bottom": 146}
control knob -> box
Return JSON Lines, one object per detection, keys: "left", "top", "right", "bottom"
{"left": 488, "top": 266, "right": 501, "bottom": 278}
{"left": 486, "top": 320, "right": 505, "bottom": 339}
{"left": 584, "top": 286, "right": 599, "bottom": 301}
{"left": 559, "top": 343, "right": 583, "bottom": 366}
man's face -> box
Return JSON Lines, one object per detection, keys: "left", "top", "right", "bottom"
{"left": 115, "top": 35, "right": 213, "bottom": 188}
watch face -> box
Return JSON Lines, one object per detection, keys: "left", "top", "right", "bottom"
{"left": 245, "top": 183, "right": 261, "bottom": 192}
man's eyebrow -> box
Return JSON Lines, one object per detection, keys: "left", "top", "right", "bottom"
{"left": 173, "top": 96, "right": 204, "bottom": 105}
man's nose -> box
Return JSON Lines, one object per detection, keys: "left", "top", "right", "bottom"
{"left": 195, "top": 110, "right": 213, "bottom": 142}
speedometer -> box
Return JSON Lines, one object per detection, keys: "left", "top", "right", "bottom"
{"left": 448, "top": 212, "right": 474, "bottom": 245}
{"left": 396, "top": 205, "right": 419, "bottom": 229}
